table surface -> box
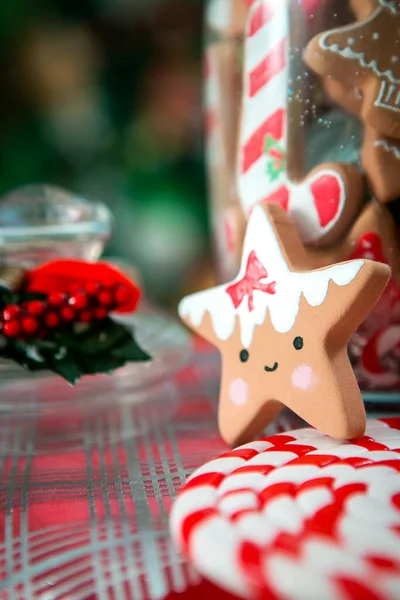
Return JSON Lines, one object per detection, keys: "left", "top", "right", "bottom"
{"left": 0, "top": 345, "right": 397, "bottom": 600}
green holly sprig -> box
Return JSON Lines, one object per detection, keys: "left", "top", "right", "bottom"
{"left": 0, "top": 286, "right": 150, "bottom": 384}
{"left": 264, "top": 134, "right": 286, "bottom": 182}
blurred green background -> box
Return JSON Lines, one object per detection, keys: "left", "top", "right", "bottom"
{"left": 0, "top": 0, "right": 211, "bottom": 308}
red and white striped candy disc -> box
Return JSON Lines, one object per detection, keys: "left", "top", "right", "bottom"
{"left": 170, "top": 419, "right": 400, "bottom": 600}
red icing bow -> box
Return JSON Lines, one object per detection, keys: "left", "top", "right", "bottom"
{"left": 226, "top": 250, "right": 276, "bottom": 312}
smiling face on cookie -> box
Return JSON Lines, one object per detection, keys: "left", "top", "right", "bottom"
{"left": 217, "top": 294, "right": 365, "bottom": 446}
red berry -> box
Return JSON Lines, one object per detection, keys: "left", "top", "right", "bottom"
{"left": 46, "top": 312, "right": 60, "bottom": 328}
{"left": 3, "top": 320, "right": 20, "bottom": 337}
{"left": 48, "top": 292, "right": 66, "bottom": 307}
{"left": 85, "top": 282, "right": 100, "bottom": 295}
{"left": 94, "top": 307, "right": 107, "bottom": 320}
{"left": 27, "top": 300, "right": 46, "bottom": 316}
{"left": 68, "top": 293, "right": 88, "bottom": 310}
{"left": 70, "top": 283, "right": 81, "bottom": 293}
{"left": 102, "top": 277, "right": 115, "bottom": 288}
{"left": 114, "top": 285, "right": 130, "bottom": 307}
{"left": 79, "top": 310, "right": 92, "bottom": 322}
{"left": 21, "top": 317, "right": 39, "bottom": 335}
{"left": 2, "top": 305, "right": 20, "bottom": 321}
{"left": 98, "top": 290, "right": 114, "bottom": 307}
{"left": 61, "top": 306, "right": 75, "bottom": 321}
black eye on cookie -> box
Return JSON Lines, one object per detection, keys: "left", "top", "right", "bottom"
{"left": 293, "top": 336, "right": 304, "bottom": 350}
{"left": 240, "top": 349, "right": 249, "bottom": 363}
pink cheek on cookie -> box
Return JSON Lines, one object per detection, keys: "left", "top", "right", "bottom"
{"left": 228, "top": 378, "right": 248, "bottom": 406}
{"left": 291, "top": 364, "right": 315, "bottom": 391}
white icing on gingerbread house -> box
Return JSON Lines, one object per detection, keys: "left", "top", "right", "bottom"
{"left": 319, "top": 4, "right": 400, "bottom": 85}
{"left": 374, "top": 138, "right": 400, "bottom": 159}
{"left": 380, "top": 0, "right": 399, "bottom": 14}
{"left": 179, "top": 206, "right": 364, "bottom": 347}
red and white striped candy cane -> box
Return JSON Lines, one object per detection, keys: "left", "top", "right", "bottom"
{"left": 238, "top": 0, "right": 362, "bottom": 246}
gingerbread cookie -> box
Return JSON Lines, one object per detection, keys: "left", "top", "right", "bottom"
{"left": 362, "top": 125, "right": 400, "bottom": 203}
{"left": 350, "top": 0, "right": 384, "bottom": 19}
{"left": 322, "top": 77, "right": 362, "bottom": 117}
{"left": 310, "top": 200, "right": 400, "bottom": 282}
{"left": 305, "top": 0, "right": 400, "bottom": 140}
{"left": 179, "top": 204, "right": 390, "bottom": 447}
{"left": 238, "top": 0, "right": 364, "bottom": 247}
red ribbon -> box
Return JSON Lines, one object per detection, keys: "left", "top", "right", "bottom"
{"left": 226, "top": 250, "right": 276, "bottom": 312}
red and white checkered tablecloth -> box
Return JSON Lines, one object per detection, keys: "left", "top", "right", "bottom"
{"left": 0, "top": 342, "right": 396, "bottom": 600}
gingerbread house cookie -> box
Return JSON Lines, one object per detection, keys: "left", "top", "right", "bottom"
{"left": 305, "top": 0, "right": 400, "bottom": 140}
{"left": 362, "top": 126, "right": 400, "bottom": 204}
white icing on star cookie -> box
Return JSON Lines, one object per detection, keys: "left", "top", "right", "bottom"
{"left": 179, "top": 206, "right": 364, "bottom": 347}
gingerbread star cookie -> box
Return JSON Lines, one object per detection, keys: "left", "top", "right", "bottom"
{"left": 179, "top": 205, "right": 390, "bottom": 447}
{"left": 304, "top": 0, "right": 400, "bottom": 140}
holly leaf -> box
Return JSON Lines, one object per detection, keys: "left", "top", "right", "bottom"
{"left": 69, "top": 352, "right": 126, "bottom": 377}
{"left": 0, "top": 340, "right": 47, "bottom": 372}
{"left": 264, "top": 134, "right": 279, "bottom": 153}
{"left": 47, "top": 354, "right": 84, "bottom": 385}
{"left": 0, "top": 285, "right": 47, "bottom": 311}
{"left": 112, "top": 338, "right": 150, "bottom": 361}
{"left": 0, "top": 318, "right": 151, "bottom": 384}
{"left": 15, "top": 291, "right": 47, "bottom": 303}
{"left": 0, "top": 286, "right": 13, "bottom": 309}
{"left": 53, "top": 318, "right": 148, "bottom": 359}
{"left": 53, "top": 319, "right": 128, "bottom": 355}
{"left": 267, "top": 161, "right": 281, "bottom": 182}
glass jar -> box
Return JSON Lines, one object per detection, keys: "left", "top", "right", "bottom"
{"left": 0, "top": 185, "right": 112, "bottom": 266}
{"left": 205, "top": 0, "right": 400, "bottom": 398}
{"left": 204, "top": 0, "right": 244, "bottom": 282}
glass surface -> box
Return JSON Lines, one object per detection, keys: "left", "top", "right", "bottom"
{"left": 0, "top": 303, "right": 192, "bottom": 450}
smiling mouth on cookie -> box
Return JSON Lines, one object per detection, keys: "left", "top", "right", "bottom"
{"left": 264, "top": 362, "right": 278, "bottom": 372}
